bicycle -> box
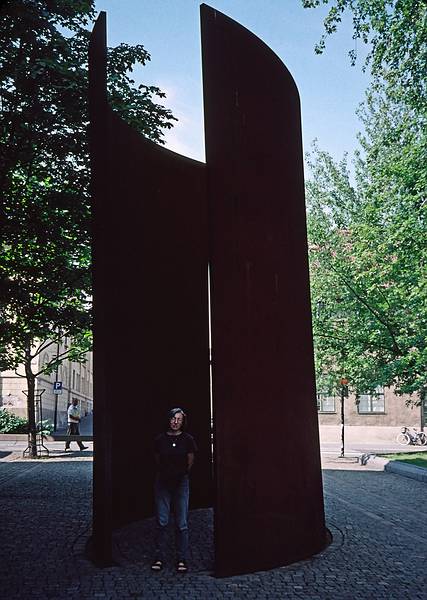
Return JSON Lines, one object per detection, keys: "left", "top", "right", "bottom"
{"left": 396, "top": 426, "right": 427, "bottom": 446}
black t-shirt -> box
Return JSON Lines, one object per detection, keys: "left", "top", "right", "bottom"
{"left": 154, "top": 432, "right": 197, "bottom": 482}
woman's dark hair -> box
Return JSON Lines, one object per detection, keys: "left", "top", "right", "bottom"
{"left": 167, "top": 407, "right": 187, "bottom": 430}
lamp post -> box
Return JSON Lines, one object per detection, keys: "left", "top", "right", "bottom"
{"left": 53, "top": 337, "right": 60, "bottom": 431}
{"left": 339, "top": 377, "right": 349, "bottom": 458}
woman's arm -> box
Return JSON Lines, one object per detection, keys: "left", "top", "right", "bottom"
{"left": 187, "top": 452, "right": 194, "bottom": 471}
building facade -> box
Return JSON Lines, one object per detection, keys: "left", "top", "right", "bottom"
{"left": 317, "top": 386, "right": 426, "bottom": 429}
{"left": 0, "top": 339, "right": 93, "bottom": 430}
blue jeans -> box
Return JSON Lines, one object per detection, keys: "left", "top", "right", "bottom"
{"left": 154, "top": 474, "right": 189, "bottom": 561}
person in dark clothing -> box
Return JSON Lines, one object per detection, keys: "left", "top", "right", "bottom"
{"left": 151, "top": 407, "right": 197, "bottom": 573}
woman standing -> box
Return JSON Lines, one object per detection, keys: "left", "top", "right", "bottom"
{"left": 151, "top": 407, "right": 197, "bottom": 573}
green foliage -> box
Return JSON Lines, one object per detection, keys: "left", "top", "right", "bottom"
{"left": 304, "top": 0, "right": 426, "bottom": 403}
{"left": 37, "top": 419, "right": 54, "bottom": 435}
{"left": 383, "top": 453, "right": 427, "bottom": 469}
{"left": 307, "top": 98, "right": 426, "bottom": 400}
{"left": 0, "top": 0, "right": 176, "bottom": 375}
{"left": 0, "top": 410, "right": 53, "bottom": 435}
{"left": 0, "top": 1, "right": 176, "bottom": 453}
{"left": 301, "top": 0, "right": 427, "bottom": 110}
{"left": 0, "top": 408, "right": 28, "bottom": 433}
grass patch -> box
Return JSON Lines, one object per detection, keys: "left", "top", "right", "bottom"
{"left": 382, "top": 452, "right": 427, "bottom": 469}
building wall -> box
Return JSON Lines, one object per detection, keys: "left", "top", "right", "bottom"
{"left": 317, "top": 387, "right": 422, "bottom": 428}
{"left": 0, "top": 339, "right": 93, "bottom": 428}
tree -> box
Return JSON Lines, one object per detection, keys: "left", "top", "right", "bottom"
{"left": 354, "top": 89, "right": 426, "bottom": 399}
{"left": 307, "top": 99, "right": 426, "bottom": 402}
{"left": 303, "top": 0, "right": 426, "bottom": 405}
{"left": 0, "top": 0, "right": 176, "bottom": 456}
{"left": 301, "top": 0, "right": 427, "bottom": 110}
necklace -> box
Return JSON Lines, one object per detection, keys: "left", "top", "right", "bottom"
{"left": 167, "top": 431, "right": 181, "bottom": 448}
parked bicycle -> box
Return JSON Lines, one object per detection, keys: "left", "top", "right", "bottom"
{"left": 396, "top": 426, "right": 427, "bottom": 446}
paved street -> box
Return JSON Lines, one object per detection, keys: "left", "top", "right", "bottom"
{"left": 0, "top": 443, "right": 426, "bottom": 600}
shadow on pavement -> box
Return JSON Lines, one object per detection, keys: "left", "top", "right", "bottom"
{"left": 46, "top": 450, "right": 94, "bottom": 459}
{"left": 0, "top": 451, "right": 12, "bottom": 459}
{"left": 113, "top": 508, "right": 214, "bottom": 573}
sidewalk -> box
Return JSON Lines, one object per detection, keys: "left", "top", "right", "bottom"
{"left": 319, "top": 424, "right": 425, "bottom": 453}
{"left": 319, "top": 425, "right": 403, "bottom": 444}
{"left": 0, "top": 447, "right": 425, "bottom": 599}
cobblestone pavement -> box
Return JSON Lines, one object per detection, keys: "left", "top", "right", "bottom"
{"left": 0, "top": 450, "right": 426, "bottom": 599}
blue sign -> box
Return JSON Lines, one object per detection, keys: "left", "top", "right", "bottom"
{"left": 53, "top": 381, "right": 63, "bottom": 394}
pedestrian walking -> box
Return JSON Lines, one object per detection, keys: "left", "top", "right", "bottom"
{"left": 151, "top": 407, "right": 197, "bottom": 573}
{"left": 65, "top": 398, "right": 88, "bottom": 451}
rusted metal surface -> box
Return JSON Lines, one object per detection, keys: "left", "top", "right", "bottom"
{"left": 106, "top": 115, "right": 212, "bottom": 525}
{"left": 89, "top": 12, "right": 212, "bottom": 563}
{"left": 201, "top": 5, "right": 326, "bottom": 576}
{"left": 88, "top": 11, "right": 112, "bottom": 566}
{"left": 90, "top": 5, "right": 326, "bottom": 576}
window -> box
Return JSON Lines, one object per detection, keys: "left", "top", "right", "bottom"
{"left": 357, "top": 387, "right": 385, "bottom": 414}
{"left": 317, "top": 393, "right": 336, "bottom": 413}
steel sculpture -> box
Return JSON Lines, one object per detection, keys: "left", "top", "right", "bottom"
{"left": 89, "top": 4, "right": 326, "bottom": 576}
{"left": 89, "top": 12, "right": 212, "bottom": 566}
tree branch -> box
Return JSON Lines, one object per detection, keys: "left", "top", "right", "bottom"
{"left": 328, "top": 262, "right": 402, "bottom": 354}
{"left": 34, "top": 346, "right": 88, "bottom": 378}
{"left": 314, "top": 331, "right": 395, "bottom": 354}
{"left": 32, "top": 339, "right": 56, "bottom": 360}
{"left": 14, "top": 369, "right": 27, "bottom": 378}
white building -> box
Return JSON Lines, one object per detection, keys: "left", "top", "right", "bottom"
{"left": 0, "top": 338, "right": 93, "bottom": 429}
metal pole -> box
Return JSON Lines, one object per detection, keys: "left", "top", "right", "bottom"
{"left": 53, "top": 339, "right": 60, "bottom": 431}
{"left": 37, "top": 390, "right": 49, "bottom": 456}
{"left": 421, "top": 388, "right": 425, "bottom": 432}
{"left": 340, "top": 385, "right": 345, "bottom": 458}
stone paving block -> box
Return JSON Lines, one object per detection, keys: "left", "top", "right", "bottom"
{"left": 0, "top": 452, "right": 426, "bottom": 599}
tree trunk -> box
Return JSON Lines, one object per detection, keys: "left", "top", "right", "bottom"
{"left": 24, "top": 345, "right": 37, "bottom": 458}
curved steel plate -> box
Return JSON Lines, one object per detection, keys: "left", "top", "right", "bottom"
{"left": 201, "top": 4, "right": 326, "bottom": 577}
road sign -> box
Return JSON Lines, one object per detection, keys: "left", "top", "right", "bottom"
{"left": 53, "top": 381, "right": 63, "bottom": 395}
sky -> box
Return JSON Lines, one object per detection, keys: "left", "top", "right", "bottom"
{"left": 93, "top": 0, "right": 371, "bottom": 169}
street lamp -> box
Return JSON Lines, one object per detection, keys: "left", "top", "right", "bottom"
{"left": 339, "top": 377, "right": 349, "bottom": 458}
{"left": 53, "top": 337, "right": 60, "bottom": 431}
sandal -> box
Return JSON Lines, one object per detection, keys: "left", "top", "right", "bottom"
{"left": 177, "top": 560, "right": 188, "bottom": 573}
{"left": 151, "top": 559, "right": 163, "bottom": 571}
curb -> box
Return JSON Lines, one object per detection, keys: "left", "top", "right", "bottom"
{"left": 384, "top": 460, "right": 427, "bottom": 482}
{"left": 0, "top": 434, "right": 93, "bottom": 442}
{"left": 49, "top": 434, "right": 93, "bottom": 442}
{"left": 360, "top": 453, "right": 427, "bottom": 483}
